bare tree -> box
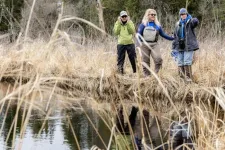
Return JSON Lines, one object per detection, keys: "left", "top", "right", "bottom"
{"left": 96, "top": 0, "right": 106, "bottom": 33}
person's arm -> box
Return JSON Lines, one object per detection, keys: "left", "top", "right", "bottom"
{"left": 113, "top": 20, "right": 122, "bottom": 35}
{"left": 137, "top": 23, "right": 145, "bottom": 36}
{"left": 172, "top": 32, "right": 176, "bottom": 50}
{"left": 190, "top": 18, "right": 199, "bottom": 29}
{"left": 127, "top": 20, "right": 135, "bottom": 35}
{"left": 159, "top": 26, "right": 174, "bottom": 41}
{"left": 172, "top": 23, "right": 179, "bottom": 50}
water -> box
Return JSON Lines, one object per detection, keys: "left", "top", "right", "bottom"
{"left": 0, "top": 105, "right": 111, "bottom": 150}
{"left": 0, "top": 83, "right": 169, "bottom": 150}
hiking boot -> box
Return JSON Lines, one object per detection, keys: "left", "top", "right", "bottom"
{"left": 143, "top": 67, "right": 151, "bottom": 77}
{"left": 184, "top": 65, "right": 192, "bottom": 83}
{"left": 185, "top": 77, "right": 192, "bottom": 83}
{"left": 178, "top": 66, "right": 185, "bottom": 78}
{"left": 155, "top": 64, "right": 162, "bottom": 74}
{"left": 117, "top": 67, "right": 124, "bottom": 75}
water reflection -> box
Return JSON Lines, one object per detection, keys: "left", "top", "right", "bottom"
{"left": 63, "top": 110, "right": 110, "bottom": 150}
{"left": 0, "top": 105, "right": 110, "bottom": 150}
{"left": 0, "top": 83, "right": 197, "bottom": 150}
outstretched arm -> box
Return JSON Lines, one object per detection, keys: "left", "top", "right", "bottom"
{"left": 191, "top": 18, "right": 199, "bottom": 29}
{"left": 172, "top": 32, "right": 177, "bottom": 50}
{"left": 159, "top": 26, "right": 174, "bottom": 41}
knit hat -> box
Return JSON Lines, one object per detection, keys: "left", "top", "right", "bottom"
{"left": 179, "top": 8, "right": 188, "bottom": 15}
{"left": 120, "top": 11, "right": 128, "bottom": 17}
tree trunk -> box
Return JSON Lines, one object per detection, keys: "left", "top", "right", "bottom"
{"left": 96, "top": 0, "right": 105, "bottom": 33}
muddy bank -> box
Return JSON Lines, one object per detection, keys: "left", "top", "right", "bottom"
{"left": 1, "top": 73, "right": 222, "bottom": 112}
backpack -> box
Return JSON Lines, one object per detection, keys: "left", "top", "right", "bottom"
{"left": 143, "top": 25, "right": 158, "bottom": 42}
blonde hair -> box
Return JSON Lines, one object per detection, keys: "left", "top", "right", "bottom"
{"left": 142, "top": 9, "right": 160, "bottom": 26}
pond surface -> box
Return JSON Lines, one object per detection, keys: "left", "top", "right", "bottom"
{"left": 0, "top": 105, "right": 111, "bottom": 150}
{"left": 0, "top": 83, "right": 168, "bottom": 150}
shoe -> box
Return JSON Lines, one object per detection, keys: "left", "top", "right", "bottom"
{"left": 155, "top": 64, "right": 162, "bottom": 73}
{"left": 117, "top": 68, "right": 124, "bottom": 75}
{"left": 178, "top": 66, "right": 185, "bottom": 78}
{"left": 184, "top": 65, "right": 192, "bottom": 83}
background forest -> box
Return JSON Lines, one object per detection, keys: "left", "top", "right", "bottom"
{"left": 0, "top": 1, "right": 225, "bottom": 150}
{"left": 0, "top": 0, "right": 225, "bottom": 41}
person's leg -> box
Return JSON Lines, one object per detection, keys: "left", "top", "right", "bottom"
{"left": 141, "top": 43, "right": 151, "bottom": 76}
{"left": 142, "top": 109, "right": 150, "bottom": 138}
{"left": 183, "top": 50, "right": 194, "bottom": 65}
{"left": 126, "top": 44, "right": 137, "bottom": 73}
{"left": 117, "top": 44, "right": 126, "bottom": 74}
{"left": 192, "top": 50, "right": 199, "bottom": 64}
{"left": 132, "top": 107, "right": 142, "bottom": 150}
{"left": 128, "top": 106, "right": 140, "bottom": 150}
{"left": 116, "top": 105, "right": 125, "bottom": 133}
{"left": 142, "top": 109, "right": 152, "bottom": 149}
{"left": 183, "top": 51, "right": 194, "bottom": 82}
{"left": 133, "top": 108, "right": 150, "bottom": 150}
{"left": 177, "top": 51, "right": 185, "bottom": 78}
{"left": 150, "top": 44, "right": 163, "bottom": 73}
{"left": 115, "top": 106, "right": 138, "bottom": 150}
{"left": 129, "top": 106, "right": 139, "bottom": 128}
{"left": 178, "top": 66, "right": 185, "bottom": 78}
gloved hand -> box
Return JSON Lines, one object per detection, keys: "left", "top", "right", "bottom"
{"left": 171, "top": 49, "right": 178, "bottom": 57}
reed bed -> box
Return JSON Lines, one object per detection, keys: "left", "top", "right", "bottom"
{"left": 0, "top": 37, "right": 225, "bottom": 104}
{"left": 0, "top": 3, "right": 224, "bottom": 148}
{"left": 0, "top": 36, "right": 224, "bottom": 149}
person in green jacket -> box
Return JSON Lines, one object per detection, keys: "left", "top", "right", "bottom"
{"left": 113, "top": 11, "right": 136, "bottom": 74}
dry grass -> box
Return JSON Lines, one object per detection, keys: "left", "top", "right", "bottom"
{"left": 0, "top": 1, "right": 225, "bottom": 149}
{"left": 1, "top": 37, "right": 225, "bottom": 103}
{"left": 0, "top": 36, "right": 224, "bottom": 149}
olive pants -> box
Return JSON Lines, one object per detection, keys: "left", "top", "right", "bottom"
{"left": 141, "top": 42, "right": 162, "bottom": 76}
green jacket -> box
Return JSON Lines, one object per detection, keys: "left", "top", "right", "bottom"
{"left": 113, "top": 20, "right": 135, "bottom": 45}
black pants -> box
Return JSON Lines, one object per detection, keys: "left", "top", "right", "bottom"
{"left": 117, "top": 44, "right": 136, "bottom": 74}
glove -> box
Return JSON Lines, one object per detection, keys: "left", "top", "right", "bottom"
{"left": 171, "top": 50, "right": 178, "bottom": 57}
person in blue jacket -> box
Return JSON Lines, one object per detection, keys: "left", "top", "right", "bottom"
{"left": 172, "top": 8, "right": 199, "bottom": 82}
{"left": 137, "top": 9, "right": 174, "bottom": 76}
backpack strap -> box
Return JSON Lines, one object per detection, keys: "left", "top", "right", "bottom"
{"left": 154, "top": 24, "right": 159, "bottom": 42}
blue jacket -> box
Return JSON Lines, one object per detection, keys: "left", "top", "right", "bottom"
{"left": 137, "top": 22, "right": 174, "bottom": 41}
{"left": 172, "top": 15, "right": 199, "bottom": 51}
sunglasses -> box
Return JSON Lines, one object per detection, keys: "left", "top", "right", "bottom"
{"left": 149, "top": 14, "right": 156, "bottom": 17}
{"left": 121, "top": 15, "right": 127, "bottom": 18}
{"left": 180, "top": 13, "right": 187, "bottom": 16}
